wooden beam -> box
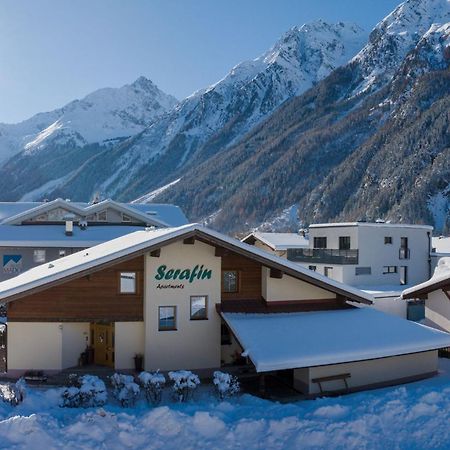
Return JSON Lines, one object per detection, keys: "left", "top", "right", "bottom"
{"left": 270, "top": 268, "right": 283, "bottom": 279}
{"left": 183, "top": 236, "right": 195, "bottom": 245}
{"left": 443, "top": 289, "right": 450, "bottom": 301}
{"left": 150, "top": 249, "right": 161, "bottom": 257}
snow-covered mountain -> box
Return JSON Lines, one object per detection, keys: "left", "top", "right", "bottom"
{"left": 0, "top": 76, "right": 178, "bottom": 163}
{"left": 150, "top": 0, "right": 450, "bottom": 233}
{"left": 4, "top": 20, "right": 366, "bottom": 202}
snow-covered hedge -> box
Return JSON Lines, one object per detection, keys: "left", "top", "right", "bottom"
{"left": 0, "top": 378, "right": 26, "bottom": 406}
{"left": 168, "top": 370, "right": 200, "bottom": 402}
{"left": 110, "top": 373, "right": 140, "bottom": 407}
{"left": 138, "top": 371, "right": 166, "bottom": 405}
{"left": 61, "top": 375, "right": 107, "bottom": 408}
{"left": 213, "top": 371, "right": 240, "bottom": 400}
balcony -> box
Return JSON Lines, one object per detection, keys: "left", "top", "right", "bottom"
{"left": 287, "top": 248, "right": 359, "bottom": 265}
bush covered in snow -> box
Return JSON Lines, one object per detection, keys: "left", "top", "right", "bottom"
{"left": 168, "top": 370, "right": 200, "bottom": 402}
{"left": 0, "top": 378, "right": 26, "bottom": 406}
{"left": 61, "top": 375, "right": 107, "bottom": 408}
{"left": 213, "top": 371, "right": 240, "bottom": 400}
{"left": 110, "top": 373, "right": 140, "bottom": 407}
{"left": 138, "top": 371, "right": 166, "bottom": 405}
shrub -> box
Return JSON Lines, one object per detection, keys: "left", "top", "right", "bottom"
{"left": 168, "top": 370, "right": 200, "bottom": 402}
{"left": 110, "top": 373, "right": 140, "bottom": 407}
{"left": 213, "top": 371, "right": 240, "bottom": 400}
{"left": 0, "top": 378, "right": 26, "bottom": 406}
{"left": 61, "top": 375, "right": 107, "bottom": 408}
{"left": 138, "top": 371, "right": 166, "bottom": 405}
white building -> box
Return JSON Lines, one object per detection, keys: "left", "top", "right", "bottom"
{"left": 245, "top": 222, "right": 434, "bottom": 318}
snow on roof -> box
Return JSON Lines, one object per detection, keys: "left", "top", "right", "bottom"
{"left": 0, "top": 200, "right": 188, "bottom": 228}
{"left": 0, "top": 224, "right": 144, "bottom": 247}
{"left": 309, "top": 222, "right": 433, "bottom": 230}
{"left": 403, "top": 257, "right": 450, "bottom": 298}
{"left": 243, "top": 232, "right": 309, "bottom": 250}
{"left": 357, "top": 284, "right": 407, "bottom": 298}
{"left": 0, "top": 223, "right": 373, "bottom": 304}
{"left": 432, "top": 236, "right": 450, "bottom": 255}
{"left": 222, "top": 308, "right": 450, "bottom": 372}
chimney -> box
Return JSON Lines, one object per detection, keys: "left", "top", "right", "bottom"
{"left": 65, "top": 220, "right": 73, "bottom": 236}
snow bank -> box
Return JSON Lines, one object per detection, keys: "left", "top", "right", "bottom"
{"left": 2, "top": 361, "right": 450, "bottom": 448}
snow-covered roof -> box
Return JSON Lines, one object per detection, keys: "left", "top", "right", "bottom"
{"left": 0, "top": 224, "right": 143, "bottom": 247}
{"left": 357, "top": 284, "right": 407, "bottom": 299}
{"left": 432, "top": 236, "right": 450, "bottom": 255}
{"left": 310, "top": 222, "right": 433, "bottom": 230}
{"left": 222, "top": 308, "right": 450, "bottom": 372}
{"left": 0, "top": 223, "right": 373, "bottom": 304}
{"left": 242, "top": 232, "right": 309, "bottom": 251}
{"left": 0, "top": 199, "right": 188, "bottom": 228}
{"left": 403, "top": 257, "right": 450, "bottom": 299}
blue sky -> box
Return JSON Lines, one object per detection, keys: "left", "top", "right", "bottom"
{"left": 0, "top": 0, "right": 401, "bottom": 123}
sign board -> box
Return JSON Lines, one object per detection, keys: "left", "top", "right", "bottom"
{"left": 3, "top": 255, "right": 23, "bottom": 274}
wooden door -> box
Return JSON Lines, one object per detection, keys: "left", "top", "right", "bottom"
{"left": 91, "top": 323, "right": 115, "bottom": 367}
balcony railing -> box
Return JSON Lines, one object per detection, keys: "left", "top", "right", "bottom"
{"left": 287, "top": 248, "right": 359, "bottom": 265}
{"left": 399, "top": 248, "right": 410, "bottom": 260}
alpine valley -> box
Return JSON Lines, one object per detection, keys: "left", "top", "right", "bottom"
{"left": 0, "top": 0, "right": 449, "bottom": 234}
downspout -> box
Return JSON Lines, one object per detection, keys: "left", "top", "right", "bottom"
{"left": 427, "top": 231, "right": 432, "bottom": 279}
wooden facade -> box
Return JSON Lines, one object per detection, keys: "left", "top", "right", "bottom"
{"left": 7, "top": 256, "right": 144, "bottom": 322}
{"left": 221, "top": 252, "right": 262, "bottom": 301}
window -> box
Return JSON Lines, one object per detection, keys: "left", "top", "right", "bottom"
{"left": 383, "top": 266, "right": 397, "bottom": 274}
{"left": 384, "top": 236, "right": 393, "bottom": 245}
{"left": 339, "top": 236, "right": 351, "bottom": 250}
{"left": 59, "top": 249, "right": 66, "bottom": 257}
{"left": 159, "top": 306, "right": 177, "bottom": 331}
{"left": 355, "top": 267, "right": 371, "bottom": 275}
{"left": 119, "top": 272, "right": 137, "bottom": 294}
{"left": 400, "top": 237, "right": 408, "bottom": 249}
{"left": 190, "top": 295, "right": 208, "bottom": 320}
{"left": 222, "top": 270, "right": 238, "bottom": 293}
{"left": 33, "top": 249, "right": 46, "bottom": 263}
{"left": 324, "top": 266, "right": 333, "bottom": 277}
{"left": 313, "top": 237, "right": 327, "bottom": 249}
{"left": 97, "top": 210, "right": 107, "bottom": 221}
{"left": 122, "top": 213, "right": 132, "bottom": 222}
{"left": 308, "top": 265, "right": 317, "bottom": 271}
{"left": 400, "top": 266, "right": 408, "bottom": 285}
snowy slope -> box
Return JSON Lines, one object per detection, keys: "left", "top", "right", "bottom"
{"left": 0, "top": 76, "right": 178, "bottom": 162}
{"left": 74, "top": 21, "right": 367, "bottom": 200}
{"left": 351, "top": 0, "right": 450, "bottom": 94}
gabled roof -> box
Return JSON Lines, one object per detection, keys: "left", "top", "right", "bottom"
{"left": 402, "top": 258, "right": 450, "bottom": 299}
{"left": 222, "top": 308, "right": 450, "bottom": 372}
{"left": 0, "top": 224, "right": 373, "bottom": 305}
{"left": 0, "top": 199, "right": 187, "bottom": 228}
{"left": 242, "top": 232, "right": 309, "bottom": 251}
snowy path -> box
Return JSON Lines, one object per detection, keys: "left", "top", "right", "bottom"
{"left": 1, "top": 361, "right": 450, "bottom": 449}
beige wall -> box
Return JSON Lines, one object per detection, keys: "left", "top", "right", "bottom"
{"left": 425, "top": 290, "right": 450, "bottom": 332}
{"left": 307, "top": 351, "right": 437, "bottom": 395}
{"left": 115, "top": 322, "right": 145, "bottom": 370}
{"left": 262, "top": 267, "right": 336, "bottom": 301}
{"left": 61, "top": 323, "right": 90, "bottom": 369}
{"left": 144, "top": 240, "right": 222, "bottom": 371}
{"left": 8, "top": 322, "right": 63, "bottom": 371}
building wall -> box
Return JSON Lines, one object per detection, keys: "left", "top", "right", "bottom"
{"left": 7, "top": 256, "right": 144, "bottom": 322}
{"left": 0, "top": 246, "right": 81, "bottom": 282}
{"left": 8, "top": 322, "right": 62, "bottom": 371}
{"left": 115, "top": 322, "right": 145, "bottom": 370}
{"left": 144, "top": 240, "right": 222, "bottom": 371}
{"left": 61, "top": 323, "right": 90, "bottom": 369}
{"left": 307, "top": 351, "right": 437, "bottom": 395}
{"left": 262, "top": 267, "right": 336, "bottom": 301}
{"left": 309, "top": 226, "right": 359, "bottom": 250}
{"left": 425, "top": 290, "right": 450, "bottom": 332}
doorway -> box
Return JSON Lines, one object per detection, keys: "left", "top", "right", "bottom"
{"left": 90, "top": 323, "right": 115, "bottom": 367}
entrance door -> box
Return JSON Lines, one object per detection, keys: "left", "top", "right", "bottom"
{"left": 91, "top": 323, "right": 115, "bottom": 367}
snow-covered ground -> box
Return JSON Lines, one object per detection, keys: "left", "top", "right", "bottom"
{"left": 2, "top": 361, "right": 450, "bottom": 449}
